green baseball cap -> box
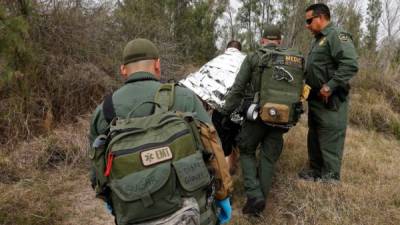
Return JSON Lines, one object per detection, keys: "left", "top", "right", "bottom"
{"left": 262, "top": 25, "right": 282, "bottom": 40}
{"left": 122, "top": 38, "right": 159, "bottom": 65}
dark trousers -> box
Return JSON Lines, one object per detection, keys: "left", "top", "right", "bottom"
{"left": 307, "top": 99, "right": 348, "bottom": 179}
{"left": 236, "top": 120, "right": 287, "bottom": 200}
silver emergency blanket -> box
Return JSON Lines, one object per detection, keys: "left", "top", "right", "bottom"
{"left": 179, "top": 48, "right": 246, "bottom": 108}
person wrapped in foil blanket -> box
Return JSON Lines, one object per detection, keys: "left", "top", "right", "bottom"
{"left": 179, "top": 41, "right": 244, "bottom": 158}
{"left": 179, "top": 42, "right": 246, "bottom": 109}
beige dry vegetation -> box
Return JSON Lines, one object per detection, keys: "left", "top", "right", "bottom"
{"left": 349, "top": 57, "right": 400, "bottom": 139}
{"left": 1, "top": 117, "right": 399, "bottom": 225}
{"left": 0, "top": 63, "right": 118, "bottom": 149}
{"left": 0, "top": 117, "right": 94, "bottom": 225}
{"left": 228, "top": 118, "right": 400, "bottom": 225}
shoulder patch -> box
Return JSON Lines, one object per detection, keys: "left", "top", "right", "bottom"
{"left": 338, "top": 33, "right": 350, "bottom": 42}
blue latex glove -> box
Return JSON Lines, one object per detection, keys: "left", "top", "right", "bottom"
{"left": 216, "top": 197, "right": 232, "bottom": 224}
{"left": 104, "top": 202, "right": 113, "bottom": 214}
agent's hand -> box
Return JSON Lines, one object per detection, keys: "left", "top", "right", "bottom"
{"left": 216, "top": 197, "right": 232, "bottom": 224}
{"left": 319, "top": 84, "right": 331, "bottom": 103}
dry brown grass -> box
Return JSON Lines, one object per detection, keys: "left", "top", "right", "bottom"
{"left": 0, "top": 116, "right": 399, "bottom": 225}
{"left": 0, "top": 173, "right": 63, "bottom": 225}
{"left": 230, "top": 118, "right": 400, "bottom": 225}
{"left": 0, "top": 63, "right": 118, "bottom": 148}
{"left": 349, "top": 58, "right": 400, "bottom": 139}
{"left": 8, "top": 117, "right": 90, "bottom": 174}
{"left": 1, "top": 137, "right": 398, "bottom": 225}
{"left": 0, "top": 116, "right": 93, "bottom": 225}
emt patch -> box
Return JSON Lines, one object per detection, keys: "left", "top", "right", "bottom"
{"left": 141, "top": 146, "right": 173, "bottom": 166}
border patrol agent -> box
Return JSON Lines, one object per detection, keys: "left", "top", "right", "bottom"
{"left": 299, "top": 3, "right": 358, "bottom": 181}
{"left": 89, "top": 39, "right": 232, "bottom": 225}
{"left": 220, "top": 26, "right": 298, "bottom": 216}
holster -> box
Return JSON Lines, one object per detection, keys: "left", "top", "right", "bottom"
{"left": 237, "top": 97, "right": 254, "bottom": 116}
{"left": 211, "top": 110, "right": 241, "bottom": 156}
{"left": 308, "top": 84, "right": 350, "bottom": 111}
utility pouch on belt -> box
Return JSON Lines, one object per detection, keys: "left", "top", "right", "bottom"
{"left": 326, "top": 84, "right": 350, "bottom": 111}
{"left": 89, "top": 134, "right": 110, "bottom": 197}
{"left": 257, "top": 47, "right": 305, "bottom": 128}
{"left": 198, "top": 122, "right": 233, "bottom": 200}
{"left": 336, "top": 84, "right": 350, "bottom": 102}
{"left": 301, "top": 84, "right": 311, "bottom": 102}
{"left": 326, "top": 95, "right": 340, "bottom": 111}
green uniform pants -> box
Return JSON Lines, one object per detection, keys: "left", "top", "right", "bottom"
{"left": 307, "top": 99, "right": 348, "bottom": 180}
{"left": 236, "top": 120, "right": 287, "bottom": 200}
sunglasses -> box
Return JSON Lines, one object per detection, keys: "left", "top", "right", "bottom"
{"left": 305, "top": 16, "right": 319, "bottom": 25}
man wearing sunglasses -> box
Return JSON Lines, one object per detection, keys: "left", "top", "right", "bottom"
{"left": 300, "top": 3, "right": 358, "bottom": 182}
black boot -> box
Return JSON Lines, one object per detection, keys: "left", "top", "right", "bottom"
{"left": 298, "top": 168, "right": 321, "bottom": 181}
{"left": 242, "top": 197, "right": 265, "bottom": 217}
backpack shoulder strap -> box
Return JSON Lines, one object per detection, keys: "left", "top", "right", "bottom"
{"left": 154, "top": 83, "right": 175, "bottom": 114}
{"left": 257, "top": 47, "right": 275, "bottom": 68}
{"left": 102, "top": 93, "right": 116, "bottom": 124}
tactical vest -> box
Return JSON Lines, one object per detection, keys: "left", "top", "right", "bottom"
{"left": 90, "top": 84, "right": 214, "bottom": 225}
{"left": 257, "top": 47, "right": 305, "bottom": 128}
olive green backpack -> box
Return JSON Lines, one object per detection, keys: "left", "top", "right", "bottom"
{"left": 257, "top": 47, "right": 305, "bottom": 128}
{"left": 90, "top": 84, "right": 211, "bottom": 225}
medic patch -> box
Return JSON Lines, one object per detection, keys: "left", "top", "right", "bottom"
{"left": 284, "top": 55, "right": 303, "bottom": 69}
{"left": 141, "top": 146, "right": 173, "bottom": 166}
{"left": 338, "top": 33, "right": 349, "bottom": 42}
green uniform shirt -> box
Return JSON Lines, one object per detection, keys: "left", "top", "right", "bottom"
{"left": 89, "top": 71, "right": 211, "bottom": 143}
{"left": 305, "top": 23, "right": 358, "bottom": 91}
